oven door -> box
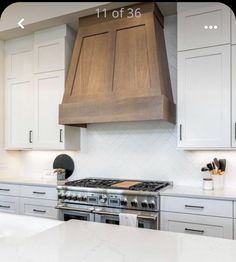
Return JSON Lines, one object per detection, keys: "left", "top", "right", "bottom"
{"left": 93, "top": 208, "right": 158, "bottom": 229}
{"left": 56, "top": 204, "right": 95, "bottom": 222}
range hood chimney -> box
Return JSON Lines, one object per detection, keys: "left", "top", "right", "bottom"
{"left": 59, "top": 2, "right": 176, "bottom": 127}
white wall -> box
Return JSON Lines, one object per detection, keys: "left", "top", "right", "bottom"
{"left": 1, "top": 14, "right": 236, "bottom": 188}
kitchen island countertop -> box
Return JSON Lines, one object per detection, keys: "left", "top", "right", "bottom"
{"left": 1, "top": 219, "right": 236, "bottom": 262}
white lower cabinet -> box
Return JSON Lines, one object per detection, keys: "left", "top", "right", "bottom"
{"left": 0, "top": 195, "right": 19, "bottom": 214}
{"left": 161, "top": 196, "right": 234, "bottom": 239}
{"left": 20, "top": 198, "right": 58, "bottom": 219}
{"left": 161, "top": 212, "right": 233, "bottom": 239}
{"left": 0, "top": 183, "right": 58, "bottom": 219}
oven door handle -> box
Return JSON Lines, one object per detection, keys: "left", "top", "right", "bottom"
{"left": 55, "top": 205, "right": 93, "bottom": 213}
{"left": 93, "top": 210, "right": 157, "bottom": 221}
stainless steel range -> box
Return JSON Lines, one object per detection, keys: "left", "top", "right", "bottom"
{"left": 56, "top": 178, "right": 172, "bottom": 230}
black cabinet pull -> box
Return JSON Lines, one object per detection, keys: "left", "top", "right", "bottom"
{"left": 185, "top": 228, "right": 204, "bottom": 234}
{"left": 59, "top": 129, "right": 63, "bottom": 143}
{"left": 185, "top": 205, "right": 204, "bottom": 209}
{"left": 29, "top": 130, "right": 33, "bottom": 143}
{"left": 33, "top": 209, "right": 46, "bottom": 213}
{"left": 33, "top": 191, "right": 46, "bottom": 195}
{"left": 0, "top": 188, "right": 10, "bottom": 192}
{"left": 179, "top": 124, "right": 182, "bottom": 141}
{"left": 0, "top": 205, "right": 10, "bottom": 209}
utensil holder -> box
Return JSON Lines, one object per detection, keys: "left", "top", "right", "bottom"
{"left": 211, "top": 174, "right": 225, "bottom": 190}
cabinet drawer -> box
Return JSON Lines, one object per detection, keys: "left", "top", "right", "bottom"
{"left": 20, "top": 185, "right": 57, "bottom": 200}
{"left": 0, "top": 195, "right": 19, "bottom": 214}
{"left": 178, "top": 3, "right": 230, "bottom": 50}
{"left": 161, "top": 196, "right": 233, "bottom": 218}
{"left": 0, "top": 183, "right": 20, "bottom": 196}
{"left": 20, "top": 198, "right": 58, "bottom": 219}
{"left": 161, "top": 212, "right": 233, "bottom": 239}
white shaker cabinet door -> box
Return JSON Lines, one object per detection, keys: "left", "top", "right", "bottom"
{"left": 178, "top": 3, "right": 231, "bottom": 51}
{"left": 5, "top": 78, "right": 34, "bottom": 149}
{"left": 33, "top": 71, "right": 65, "bottom": 150}
{"left": 232, "top": 46, "right": 236, "bottom": 147}
{"left": 177, "top": 45, "right": 231, "bottom": 148}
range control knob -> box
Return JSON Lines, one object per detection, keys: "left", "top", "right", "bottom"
{"left": 65, "top": 193, "right": 72, "bottom": 200}
{"left": 58, "top": 192, "right": 64, "bottom": 200}
{"left": 148, "top": 200, "right": 155, "bottom": 209}
{"left": 99, "top": 194, "right": 107, "bottom": 203}
{"left": 71, "top": 194, "right": 78, "bottom": 201}
{"left": 81, "top": 195, "right": 87, "bottom": 201}
{"left": 141, "top": 200, "right": 148, "bottom": 208}
{"left": 131, "top": 199, "right": 138, "bottom": 207}
{"left": 120, "top": 198, "right": 128, "bottom": 206}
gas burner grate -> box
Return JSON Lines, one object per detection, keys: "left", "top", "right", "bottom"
{"left": 65, "top": 178, "right": 170, "bottom": 192}
{"left": 65, "top": 178, "right": 121, "bottom": 188}
{"left": 129, "top": 182, "right": 170, "bottom": 192}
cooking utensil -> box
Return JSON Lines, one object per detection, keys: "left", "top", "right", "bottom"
{"left": 213, "top": 158, "right": 220, "bottom": 169}
{"left": 219, "top": 159, "right": 226, "bottom": 175}
{"left": 201, "top": 167, "right": 209, "bottom": 172}
{"left": 53, "top": 154, "right": 75, "bottom": 179}
{"left": 206, "top": 163, "right": 213, "bottom": 171}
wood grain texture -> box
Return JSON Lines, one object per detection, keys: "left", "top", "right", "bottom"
{"left": 60, "top": 2, "right": 175, "bottom": 126}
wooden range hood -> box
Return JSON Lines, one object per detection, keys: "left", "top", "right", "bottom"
{"left": 59, "top": 2, "right": 176, "bottom": 127}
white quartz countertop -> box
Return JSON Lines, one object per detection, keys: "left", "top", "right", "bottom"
{"left": 161, "top": 185, "right": 236, "bottom": 200}
{"left": 1, "top": 219, "right": 236, "bottom": 262}
{"left": 0, "top": 175, "right": 57, "bottom": 187}
{"left": 0, "top": 213, "right": 63, "bottom": 241}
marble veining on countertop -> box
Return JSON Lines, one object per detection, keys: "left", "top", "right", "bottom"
{"left": 0, "top": 174, "right": 57, "bottom": 187}
{"left": 1, "top": 219, "right": 236, "bottom": 262}
{"left": 161, "top": 185, "right": 236, "bottom": 200}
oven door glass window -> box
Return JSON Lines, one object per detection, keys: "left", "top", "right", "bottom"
{"left": 63, "top": 212, "right": 92, "bottom": 222}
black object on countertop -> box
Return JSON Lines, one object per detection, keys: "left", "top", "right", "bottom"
{"left": 53, "top": 154, "right": 75, "bottom": 179}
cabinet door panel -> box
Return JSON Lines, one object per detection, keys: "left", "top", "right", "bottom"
{"left": 232, "top": 46, "right": 236, "bottom": 147}
{"left": 178, "top": 45, "right": 231, "bottom": 148}
{"left": 5, "top": 79, "right": 34, "bottom": 149}
{"left": 161, "top": 211, "right": 233, "bottom": 239}
{"left": 0, "top": 195, "right": 19, "bottom": 214}
{"left": 34, "top": 71, "right": 65, "bottom": 149}
{"left": 34, "top": 39, "right": 65, "bottom": 73}
{"left": 178, "top": 3, "right": 230, "bottom": 51}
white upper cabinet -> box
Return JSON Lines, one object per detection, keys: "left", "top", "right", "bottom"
{"left": 5, "top": 25, "right": 80, "bottom": 150}
{"left": 34, "top": 25, "right": 75, "bottom": 73}
{"left": 178, "top": 45, "right": 231, "bottom": 148}
{"left": 5, "top": 78, "right": 34, "bottom": 149}
{"left": 232, "top": 46, "right": 236, "bottom": 147}
{"left": 178, "top": 3, "right": 231, "bottom": 51}
{"left": 232, "top": 11, "right": 236, "bottom": 44}
{"left": 5, "top": 35, "right": 33, "bottom": 79}
{"left": 33, "top": 71, "right": 79, "bottom": 150}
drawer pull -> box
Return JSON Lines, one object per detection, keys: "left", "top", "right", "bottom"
{"left": 0, "top": 188, "right": 10, "bottom": 192}
{"left": 0, "top": 204, "right": 10, "bottom": 209}
{"left": 33, "top": 191, "right": 46, "bottom": 195}
{"left": 33, "top": 209, "right": 46, "bottom": 213}
{"left": 184, "top": 205, "right": 204, "bottom": 209}
{"left": 185, "top": 228, "right": 204, "bottom": 234}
